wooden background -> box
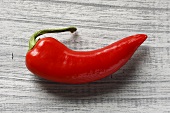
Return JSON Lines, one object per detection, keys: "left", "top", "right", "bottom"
{"left": 0, "top": 0, "right": 170, "bottom": 113}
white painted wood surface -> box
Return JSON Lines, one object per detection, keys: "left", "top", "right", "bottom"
{"left": 0, "top": 0, "right": 170, "bottom": 112}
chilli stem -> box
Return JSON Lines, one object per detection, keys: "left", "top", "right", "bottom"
{"left": 28, "top": 26, "right": 77, "bottom": 51}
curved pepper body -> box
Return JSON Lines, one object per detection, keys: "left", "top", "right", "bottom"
{"left": 26, "top": 34, "right": 147, "bottom": 84}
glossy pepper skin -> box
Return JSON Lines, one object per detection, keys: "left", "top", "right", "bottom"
{"left": 26, "top": 27, "right": 147, "bottom": 84}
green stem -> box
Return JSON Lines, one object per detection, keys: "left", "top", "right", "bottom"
{"left": 28, "top": 26, "right": 77, "bottom": 51}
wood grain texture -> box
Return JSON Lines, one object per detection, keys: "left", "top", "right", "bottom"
{"left": 0, "top": 0, "right": 170, "bottom": 113}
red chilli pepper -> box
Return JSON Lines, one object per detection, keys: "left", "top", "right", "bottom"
{"left": 25, "top": 27, "right": 147, "bottom": 84}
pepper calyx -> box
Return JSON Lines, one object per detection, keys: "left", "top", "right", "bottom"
{"left": 28, "top": 26, "right": 77, "bottom": 51}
